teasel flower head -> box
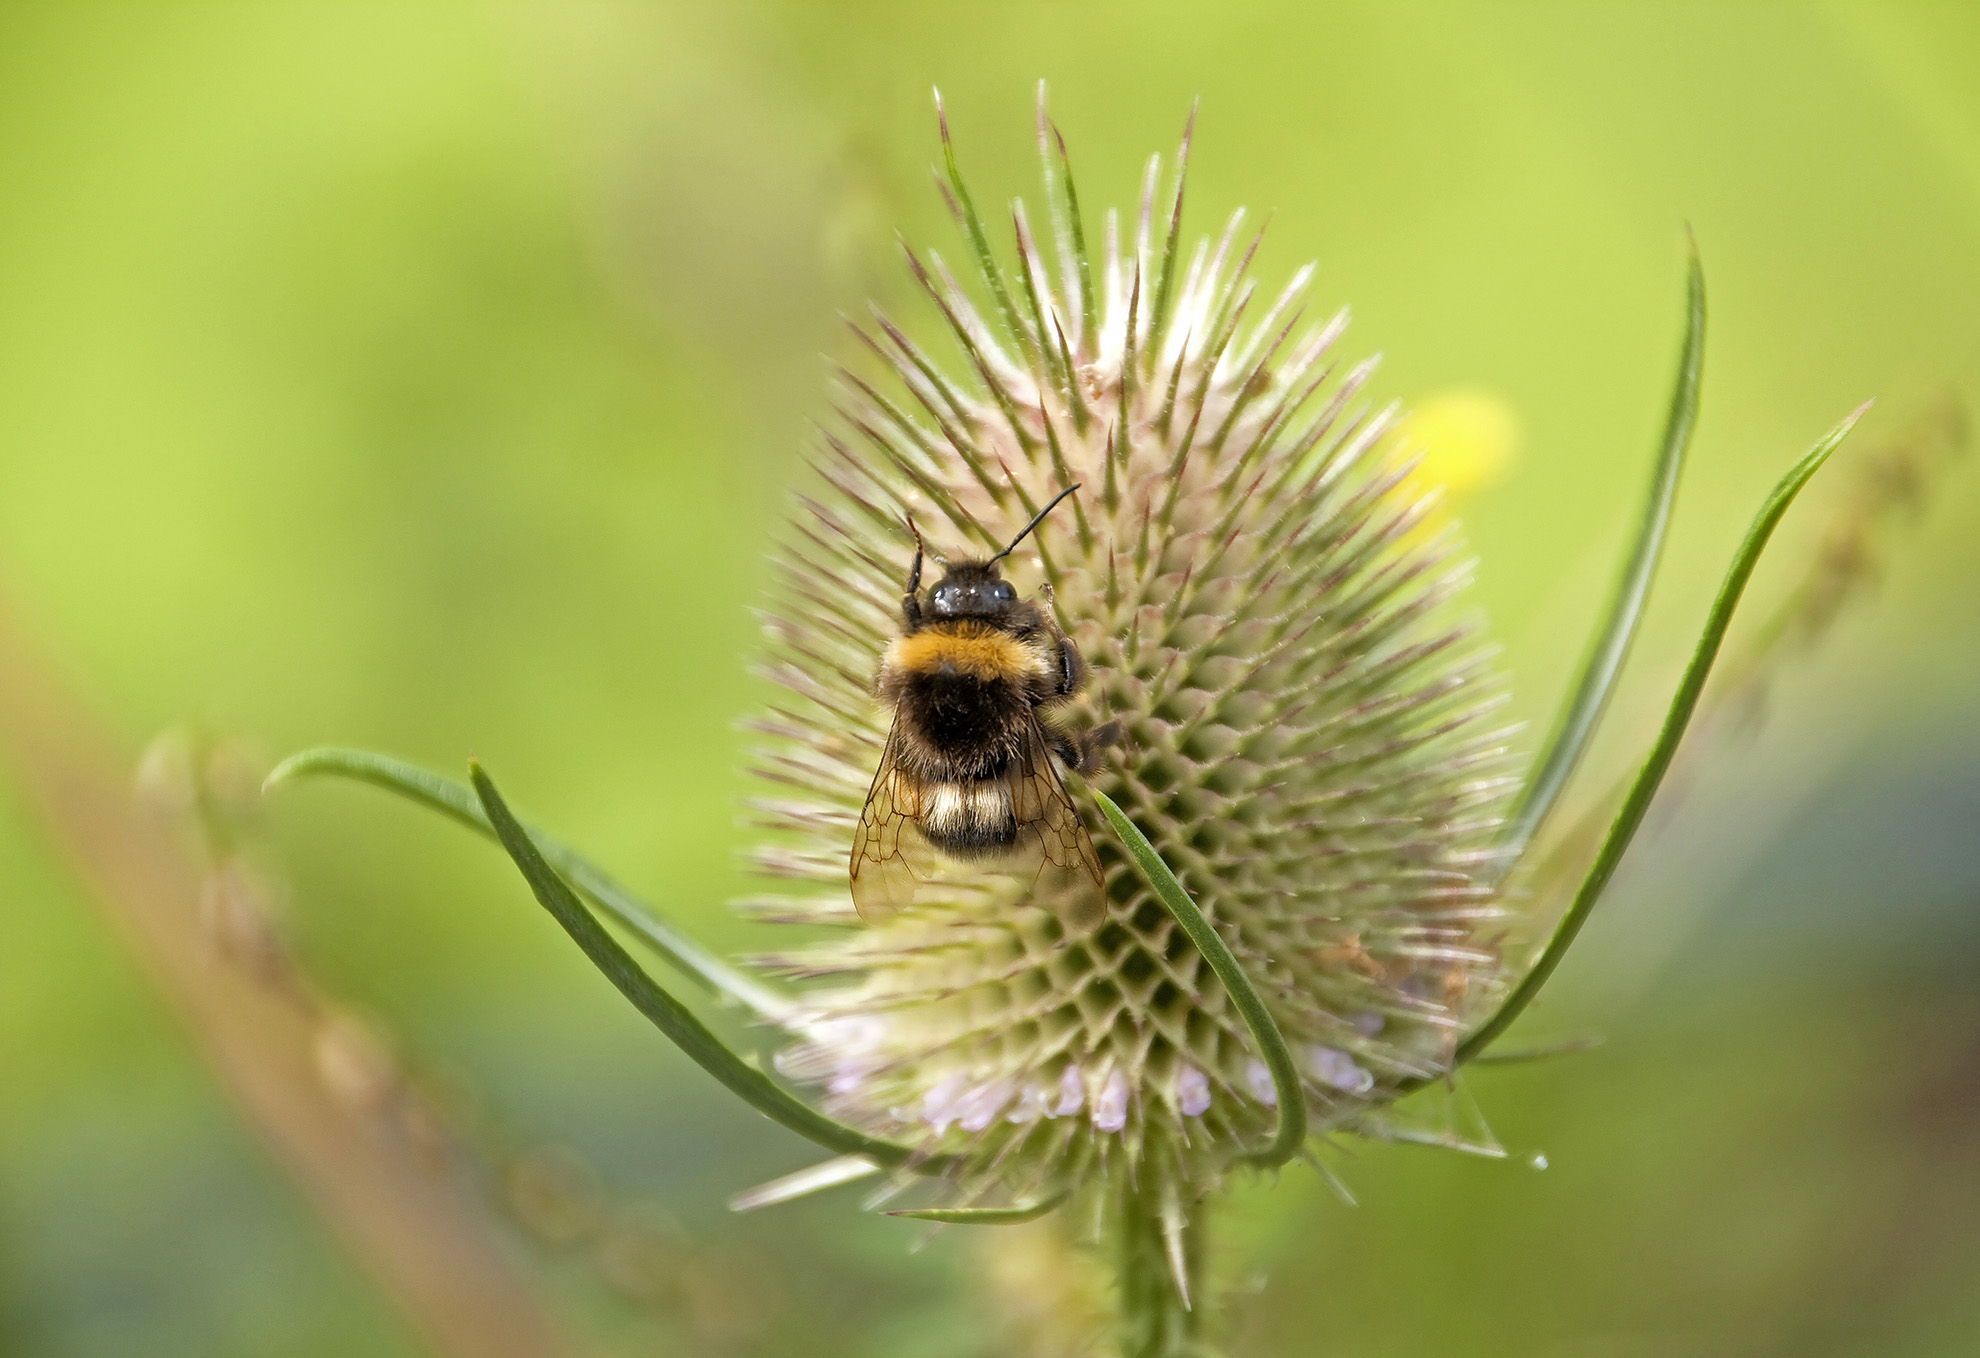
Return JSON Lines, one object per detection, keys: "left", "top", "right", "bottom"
{"left": 747, "top": 91, "right": 1522, "bottom": 1215}
{"left": 268, "top": 83, "right": 1872, "bottom": 1356}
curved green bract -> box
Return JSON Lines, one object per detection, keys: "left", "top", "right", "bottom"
{"left": 1091, "top": 788, "right": 1306, "bottom": 1169}
{"left": 887, "top": 1191, "right": 1069, "bottom": 1225}
{"left": 1458, "top": 401, "right": 1870, "bottom": 1066}
{"left": 1504, "top": 245, "right": 1705, "bottom": 863}
{"left": 264, "top": 746, "right": 794, "bottom": 1024}
{"left": 468, "top": 762, "right": 942, "bottom": 1172}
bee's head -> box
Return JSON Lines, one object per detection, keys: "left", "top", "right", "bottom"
{"left": 928, "top": 560, "right": 1020, "bottom": 621}
{"left": 922, "top": 483, "right": 1081, "bottom": 623}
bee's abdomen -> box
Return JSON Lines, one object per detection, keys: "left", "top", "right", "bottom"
{"left": 916, "top": 778, "right": 1018, "bottom": 858}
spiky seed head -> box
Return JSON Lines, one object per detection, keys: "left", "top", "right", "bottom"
{"left": 745, "top": 95, "right": 1521, "bottom": 1211}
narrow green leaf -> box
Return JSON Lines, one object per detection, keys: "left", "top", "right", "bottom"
{"left": 1458, "top": 401, "right": 1870, "bottom": 1065}
{"left": 264, "top": 746, "right": 794, "bottom": 1022}
{"left": 467, "top": 761, "right": 937, "bottom": 1170}
{"left": 886, "top": 1191, "right": 1068, "bottom": 1225}
{"left": 1504, "top": 244, "right": 1705, "bottom": 862}
{"left": 1091, "top": 788, "right": 1306, "bottom": 1168}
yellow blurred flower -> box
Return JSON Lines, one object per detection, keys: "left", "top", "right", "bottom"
{"left": 1399, "top": 387, "right": 1519, "bottom": 502}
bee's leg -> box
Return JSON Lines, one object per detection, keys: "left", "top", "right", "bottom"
{"left": 1055, "top": 719, "right": 1124, "bottom": 777}
{"left": 1081, "top": 719, "right": 1125, "bottom": 774}
{"left": 1053, "top": 629, "right": 1088, "bottom": 697}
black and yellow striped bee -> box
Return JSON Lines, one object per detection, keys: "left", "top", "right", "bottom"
{"left": 851, "top": 486, "right": 1111, "bottom": 928}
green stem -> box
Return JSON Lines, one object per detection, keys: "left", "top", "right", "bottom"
{"left": 1115, "top": 1180, "right": 1208, "bottom": 1358}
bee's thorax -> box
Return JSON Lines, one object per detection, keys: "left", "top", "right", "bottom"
{"left": 886, "top": 622, "right": 1049, "bottom": 685}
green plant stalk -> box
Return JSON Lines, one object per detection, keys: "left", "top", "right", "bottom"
{"left": 1092, "top": 788, "right": 1306, "bottom": 1169}
{"left": 1457, "top": 400, "right": 1869, "bottom": 1064}
{"left": 1504, "top": 244, "right": 1704, "bottom": 862}
{"left": 1115, "top": 1178, "right": 1207, "bottom": 1358}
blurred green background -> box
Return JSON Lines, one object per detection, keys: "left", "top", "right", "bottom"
{"left": 3, "top": 4, "right": 1977, "bottom": 1355}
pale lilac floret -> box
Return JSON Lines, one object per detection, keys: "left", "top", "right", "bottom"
{"left": 920, "top": 1074, "right": 968, "bottom": 1134}
{"left": 956, "top": 1080, "right": 1011, "bottom": 1132}
{"left": 1092, "top": 1069, "right": 1129, "bottom": 1132}
{"left": 1176, "top": 1064, "right": 1211, "bottom": 1117}
{"left": 1053, "top": 1065, "right": 1085, "bottom": 1118}
{"left": 1308, "top": 1046, "right": 1375, "bottom": 1095}
{"left": 1245, "top": 1059, "right": 1278, "bottom": 1107}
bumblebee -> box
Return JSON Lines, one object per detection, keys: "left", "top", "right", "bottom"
{"left": 851, "top": 486, "right": 1110, "bottom": 928}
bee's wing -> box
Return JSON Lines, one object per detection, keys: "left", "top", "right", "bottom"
{"left": 849, "top": 718, "right": 926, "bottom": 923}
{"left": 1009, "top": 717, "right": 1107, "bottom": 932}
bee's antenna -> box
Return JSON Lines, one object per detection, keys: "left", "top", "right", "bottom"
{"left": 990, "top": 484, "right": 1081, "bottom": 564}
{"left": 903, "top": 512, "right": 926, "bottom": 597}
